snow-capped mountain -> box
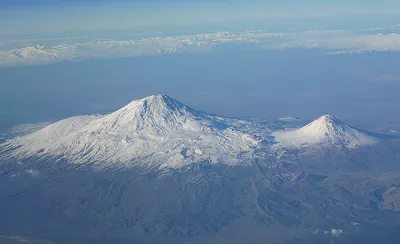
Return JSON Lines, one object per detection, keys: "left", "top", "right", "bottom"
{"left": 272, "top": 114, "right": 378, "bottom": 149}
{"left": 0, "top": 95, "right": 259, "bottom": 168}
{"left": 1, "top": 97, "right": 400, "bottom": 244}
{"left": 0, "top": 97, "right": 387, "bottom": 170}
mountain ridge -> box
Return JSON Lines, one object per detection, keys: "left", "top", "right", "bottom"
{"left": 1, "top": 96, "right": 390, "bottom": 169}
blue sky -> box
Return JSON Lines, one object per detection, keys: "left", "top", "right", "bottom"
{"left": 1, "top": 0, "right": 400, "bottom": 134}
{"left": 1, "top": 0, "right": 400, "bottom": 37}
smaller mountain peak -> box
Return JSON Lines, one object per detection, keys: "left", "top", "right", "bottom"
{"left": 320, "top": 114, "right": 335, "bottom": 120}
{"left": 307, "top": 114, "right": 343, "bottom": 129}
{"left": 273, "top": 114, "right": 377, "bottom": 149}
{"left": 141, "top": 94, "right": 171, "bottom": 101}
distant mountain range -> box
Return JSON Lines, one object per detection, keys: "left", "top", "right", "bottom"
{"left": 2, "top": 27, "right": 400, "bottom": 66}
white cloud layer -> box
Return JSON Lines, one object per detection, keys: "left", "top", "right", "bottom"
{"left": 1, "top": 27, "right": 400, "bottom": 66}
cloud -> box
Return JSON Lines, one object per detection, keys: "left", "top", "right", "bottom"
{"left": 1, "top": 28, "right": 400, "bottom": 66}
{"left": 372, "top": 75, "right": 400, "bottom": 83}
{"left": 0, "top": 31, "right": 283, "bottom": 66}
{"left": 331, "top": 228, "right": 344, "bottom": 236}
{"left": 324, "top": 228, "right": 344, "bottom": 236}
{"left": 25, "top": 169, "right": 40, "bottom": 177}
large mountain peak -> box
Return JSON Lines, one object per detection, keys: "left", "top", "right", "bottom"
{"left": 94, "top": 94, "right": 204, "bottom": 135}
{"left": 122, "top": 94, "right": 190, "bottom": 114}
{"left": 131, "top": 94, "right": 184, "bottom": 110}
{"left": 2, "top": 94, "right": 258, "bottom": 168}
{"left": 273, "top": 114, "right": 377, "bottom": 149}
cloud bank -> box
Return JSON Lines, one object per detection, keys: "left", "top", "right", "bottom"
{"left": 1, "top": 27, "right": 400, "bottom": 66}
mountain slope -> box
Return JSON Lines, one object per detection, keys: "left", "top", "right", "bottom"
{"left": 272, "top": 114, "right": 378, "bottom": 149}
{"left": 2, "top": 100, "right": 400, "bottom": 244}
{"left": 0, "top": 95, "right": 259, "bottom": 168}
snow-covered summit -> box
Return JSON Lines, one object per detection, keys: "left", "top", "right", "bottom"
{"left": 272, "top": 114, "right": 378, "bottom": 149}
{"left": 93, "top": 94, "right": 218, "bottom": 135}
{"left": 1, "top": 95, "right": 259, "bottom": 168}
{"left": 85, "top": 94, "right": 236, "bottom": 138}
